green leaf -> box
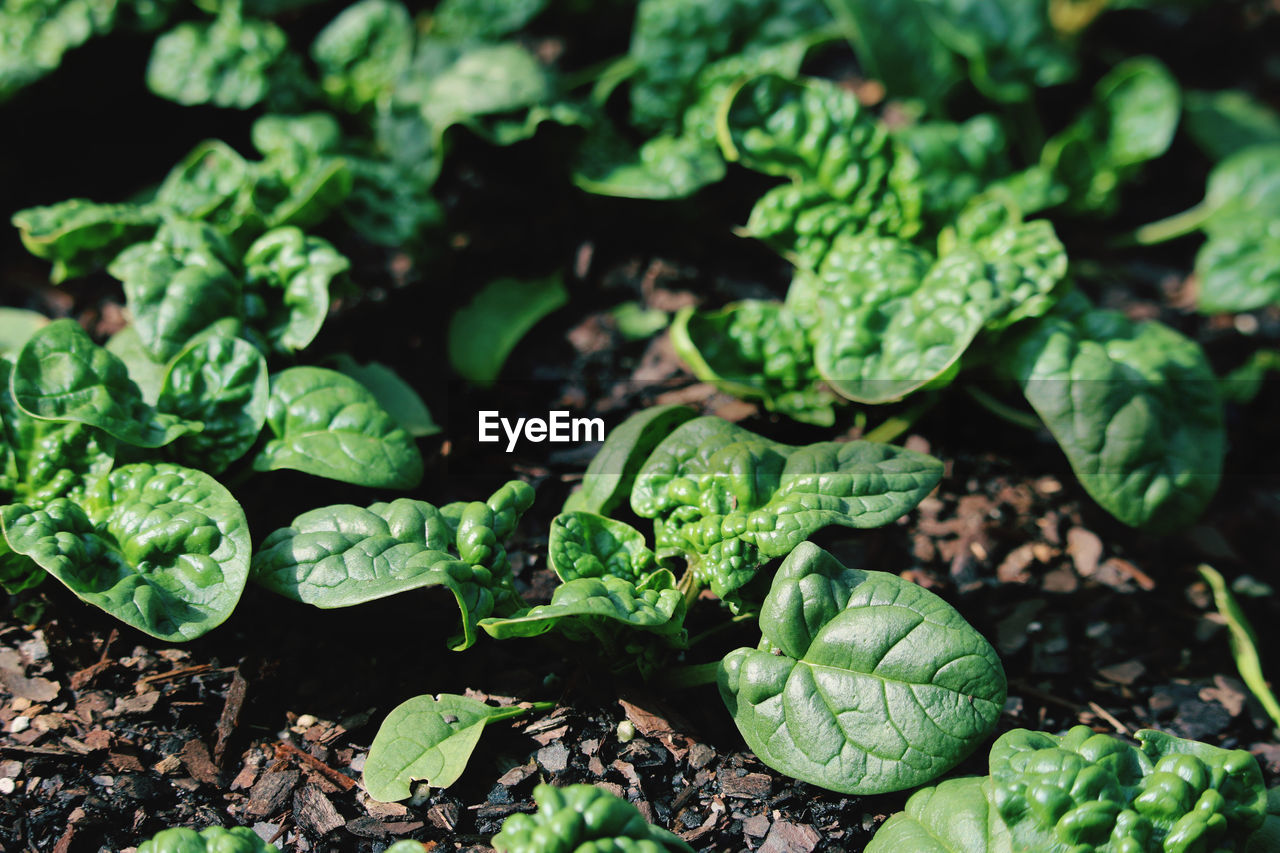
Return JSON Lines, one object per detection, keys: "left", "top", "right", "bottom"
{"left": 1183, "top": 90, "right": 1280, "bottom": 161}
{"left": 311, "top": 0, "right": 413, "bottom": 112}
{"left": 478, "top": 571, "right": 686, "bottom": 643}
{"left": 108, "top": 220, "right": 242, "bottom": 361}
{"left": 1221, "top": 349, "right": 1280, "bottom": 405}
{"left": 364, "top": 693, "right": 518, "bottom": 802}
{"left": 0, "top": 462, "right": 251, "bottom": 641}
{"left": 433, "top": 0, "right": 548, "bottom": 40}
{"left": 631, "top": 417, "right": 943, "bottom": 598}
{"left": 574, "top": 129, "right": 727, "bottom": 200}
{"left": 864, "top": 776, "right": 1000, "bottom": 853}
{"left": 0, "top": 359, "right": 116, "bottom": 506}
{"left": 824, "top": 0, "right": 960, "bottom": 109}
{"left": 1200, "top": 145, "right": 1280, "bottom": 237}
{"left": 610, "top": 303, "right": 670, "bottom": 340}
{"left": 328, "top": 355, "right": 439, "bottom": 437}
{"left": 12, "top": 319, "right": 197, "bottom": 448}
{"left": 157, "top": 334, "right": 269, "bottom": 474}
{"left": 896, "top": 115, "right": 1012, "bottom": 227}
{"left": 105, "top": 326, "right": 168, "bottom": 406}
{"left": 563, "top": 404, "right": 696, "bottom": 516}
{"left": 242, "top": 227, "right": 348, "bottom": 354}
{"left": 0, "top": 0, "right": 120, "bottom": 101}
{"left": 1005, "top": 302, "right": 1224, "bottom": 530}
{"left": 137, "top": 826, "right": 279, "bottom": 853}
{"left": 671, "top": 302, "right": 836, "bottom": 425}
{"left": 249, "top": 114, "right": 354, "bottom": 232}
{"left": 1198, "top": 565, "right": 1280, "bottom": 731}
{"left": 254, "top": 367, "right": 423, "bottom": 489}
{"left": 0, "top": 309, "right": 49, "bottom": 358}
{"left": 10, "top": 200, "right": 161, "bottom": 283}
{"left": 447, "top": 275, "right": 567, "bottom": 384}
{"left": 156, "top": 141, "right": 258, "bottom": 235}
{"left": 811, "top": 222, "right": 1066, "bottom": 404}
{"left": 1196, "top": 230, "right": 1280, "bottom": 314}
{"left": 991, "top": 726, "right": 1266, "bottom": 851}
{"left": 493, "top": 783, "right": 695, "bottom": 852}
{"left": 719, "top": 542, "right": 1006, "bottom": 794}
{"left": 548, "top": 512, "right": 659, "bottom": 583}
{"left": 416, "top": 43, "right": 550, "bottom": 136}
{"left": 147, "top": 6, "right": 289, "bottom": 108}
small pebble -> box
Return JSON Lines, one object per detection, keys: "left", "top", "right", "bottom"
{"left": 8, "top": 717, "right": 29, "bottom": 734}
{"left": 616, "top": 720, "right": 636, "bottom": 743}
{"left": 0, "top": 778, "right": 15, "bottom": 795}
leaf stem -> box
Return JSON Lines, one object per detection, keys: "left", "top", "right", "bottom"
{"left": 863, "top": 396, "right": 936, "bottom": 443}
{"left": 655, "top": 661, "right": 722, "bottom": 690}
{"left": 964, "top": 385, "right": 1044, "bottom": 431}
{"left": 678, "top": 568, "right": 706, "bottom": 611}
{"left": 1117, "top": 201, "right": 1211, "bottom": 247}
{"left": 485, "top": 700, "right": 559, "bottom": 725}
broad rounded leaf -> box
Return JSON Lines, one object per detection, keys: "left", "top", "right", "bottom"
{"left": 157, "top": 335, "right": 269, "bottom": 474}
{"left": 364, "top": 693, "right": 508, "bottom": 802}
{"left": 719, "top": 542, "right": 1006, "bottom": 794}
{"left": 311, "top": 0, "right": 413, "bottom": 111}
{"left": 254, "top": 367, "right": 423, "bottom": 489}
{"left": 1196, "top": 229, "right": 1280, "bottom": 314}
{"left": 548, "top": 512, "right": 659, "bottom": 583}
{"left": 447, "top": 276, "right": 567, "bottom": 384}
{"left": 0, "top": 463, "right": 250, "bottom": 641}
{"left": 329, "top": 355, "right": 439, "bottom": 437}
{"left": 147, "top": 11, "right": 287, "bottom": 108}
{"left": 12, "top": 319, "right": 197, "bottom": 448}
{"left": 478, "top": 572, "right": 685, "bottom": 643}
{"left": 864, "top": 776, "right": 1000, "bottom": 853}
{"left": 1006, "top": 304, "right": 1224, "bottom": 530}
{"left": 563, "top": 404, "right": 696, "bottom": 516}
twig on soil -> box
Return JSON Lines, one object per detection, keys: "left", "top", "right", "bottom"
{"left": 1087, "top": 701, "right": 1132, "bottom": 735}
{"left": 274, "top": 741, "right": 357, "bottom": 791}
{"left": 139, "top": 664, "right": 236, "bottom": 686}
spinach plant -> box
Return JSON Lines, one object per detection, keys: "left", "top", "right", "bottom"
{"left": 866, "top": 725, "right": 1270, "bottom": 853}
{"left": 492, "top": 783, "right": 695, "bottom": 853}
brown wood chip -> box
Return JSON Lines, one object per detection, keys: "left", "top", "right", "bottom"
{"left": 293, "top": 783, "right": 344, "bottom": 837}
{"left": 758, "top": 819, "right": 821, "bottom": 853}
{"left": 214, "top": 669, "right": 248, "bottom": 765}
{"left": 246, "top": 769, "right": 301, "bottom": 819}
{"left": 180, "top": 739, "right": 220, "bottom": 785}
{"left": 719, "top": 771, "right": 771, "bottom": 799}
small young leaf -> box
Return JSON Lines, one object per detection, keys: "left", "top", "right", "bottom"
{"left": 719, "top": 542, "right": 1006, "bottom": 794}
{"left": 548, "top": 512, "right": 659, "bottom": 583}
{"left": 254, "top": 367, "right": 423, "bottom": 489}
{"left": 478, "top": 571, "right": 686, "bottom": 643}
{"left": 863, "top": 776, "right": 999, "bottom": 853}
{"left": 12, "top": 319, "right": 197, "bottom": 448}
{"left": 242, "top": 227, "right": 348, "bottom": 354}
{"left": 493, "top": 783, "right": 695, "bottom": 852}
{"left": 311, "top": 0, "right": 414, "bottom": 111}
{"left": 418, "top": 43, "right": 550, "bottom": 136}
{"left": 447, "top": 275, "right": 567, "bottom": 384}
{"left": 1198, "top": 565, "right": 1280, "bottom": 731}
{"left": 364, "top": 694, "right": 514, "bottom": 802}
{"left": 157, "top": 334, "right": 269, "bottom": 474}
{"left": 1183, "top": 89, "right": 1280, "bottom": 161}
{"left": 147, "top": 8, "right": 289, "bottom": 108}
{"left": 0, "top": 463, "right": 251, "bottom": 641}
{"left": 10, "top": 200, "right": 161, "bottom": 283}
{"left": 563, "top": 404, "right": 696, "bottom": 516}
{"left": 329, "top": 355, "right": 439, "bottom": 437}
{"left": 1005, "top": 303, "right": 1224, "bottom": 530}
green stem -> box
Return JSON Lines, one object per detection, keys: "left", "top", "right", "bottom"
{"left": 863, "top": 396, "right": 936, "bottom": 443}
{"left": 1118, "top": 201, "right": 1212, "bottom": 247}
{"left": 656, "top": 661, "right": 722, "bottom": 690}
{"left": 571, "top": 55, "right": 638, "bottom": 105}
{"left": 484, "top": 700, "right": 558, "bottom": 725}
{"left": 965, "top": 385, "right": 1044, "bottom": 432}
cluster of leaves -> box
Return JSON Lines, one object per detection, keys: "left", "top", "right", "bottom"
{"left": 866, "top": 724, "right": 1274, "bottom": 853}
{"left": 136, "top": 825, "right": 428, "bottom": 852}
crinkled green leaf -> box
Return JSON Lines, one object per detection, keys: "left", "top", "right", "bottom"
{"left": 433, "top": 0, "right": 548, "bottom": 40}
{"left": 719, "top": 542, "right": 1006, "bottom": 794}
{"left": 548, "top": 512, "right": 659, "bottom": 584}
{"left": 329, "top": 355, "right": 439, "bottom": 438}
{"left": 479, "top": 571, "right": 686, "bottom": 644}
{"left": 0, "top": 462, "right": 250, "bottom": 641}
{"left": 364, "top": 694, "right": 515, "bottom": 802}
{"left": 1041, "top": 57, "right": 1180, "bottom": 214}
{"left": 249, "top": 114, "right": 354, "bottom": 232}
{"left": 147, "top": 6, "right": 289, "bottom": 108}
{"left": 157, "top": 335, "right": 268, "bottom": 474}
{"left": 824, "top": 0, "right": 960, "bottom": 109}
{"left": 671, "top": 302, "right": 836, "bottom": 425}
{"left": 493, "top": 783, "right": 695, "bottom": 852}
{"left": 0, "top": 359, "right": 115, "bottom": 506}
{"left": 563, "top": 404, "right": 696, "bottom": 516}
{"left": 631, "top": 417, "right": 943, "bottom": 598}
{"left": 811, "top": 221, "right": 1066, "bottom": 404}
{"left": 991, "top": 726, "right": 1266, "bottom": 852}
{"left": 414, "top": 43, "right": 549, "bottom": 135}
{"left": 1006, "top": 302, "right": 1224, "bottom": 530}
{"left": 1196, "top": 229, "right": 1280, "bottom": 315}
{"left": 448, "top": 275, "right": 567, "bottom": 384}
{"left": 10, "top": 200, "right": 161, "bottom": 283}
{"left": 108, "top": 220, "right": 242, "bottom": 361}
{"left": 12, "top": 319, "right": 197, "bottom": 448}
{"left": 0, "top": 309, "right": 49, "bottom": 358}
{"left": 628, "top": 0, "right": 831, "bottom": 134}
{"left": 0, "top": 0, "right": 119, "bottom": 100}
{"left": 1183, "top": 90, "right": 1280, "bottom": 161}
{"left": 864, "top": 776, "right": 1000, "bottom": 853}
{"left": 137, "top": 826, "right": 279, "bottom": 853}
{"left": 254, "top": 367, "right": 423, "bottom": 488}
{"left": 242, "top": 227, "right": 348, "bottom": 354}
{"left": 311, "top": 0, "right": 413, "bottom": 111}
{"left": 156, "top": 140, "right": 258, "bottom": 235}
{"left": 896, "top": 115, "right": 1011, "bottom": 227}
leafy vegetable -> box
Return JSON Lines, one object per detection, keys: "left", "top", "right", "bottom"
{"left": 1183, "top": 90, "right": 1280, "bottom": 161}
{"left": 492, "top": 783, "right": 695, "bottom": 852}
{"left": 364, "top": 693, "right": 543, "bottom": 802}
{"left": 0, "top": 0, "right": 121, "bottom": 101}
{"left": 562, "top": 404, "right": 696, "bottom": 516}
{"left": 867, "top": 725, "right": 1269, "bottom": 852}
{"left": 720, "top": 542, "right": 1006, "bottom": 794}
{"left": 10, "top": 201, "right": 162, "bottom": 283}
{"left": 1198, "top": 565, "right": 1280, "bottom": 731}
{"left": 253, "top": 366, "right": 423, "bottom": 488}
{"left": 0, "top": 462, "right": 251, "bottom": 641}
{"left": 328, "top": 355, "right": 439, "bottom": 437}
{"left": 1003, "top": 299, "right": 1224, "bottom": 530}
{"left": 137, "top": 826, "right": 279, "bottom": 853}
{"left": 631, "top": 416, "right": 943, "bottom": 598}
{"left": 447, "top": 275, "right": 567, "bottom": 384}
{"left": 241, "top": 226, "right": 348, "bottom": 354}
{"left": 548, "top": 511, "right": 661, "bottom": 584}
{"left": 252, "top": 481, "right": 533, "bottom": 649}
